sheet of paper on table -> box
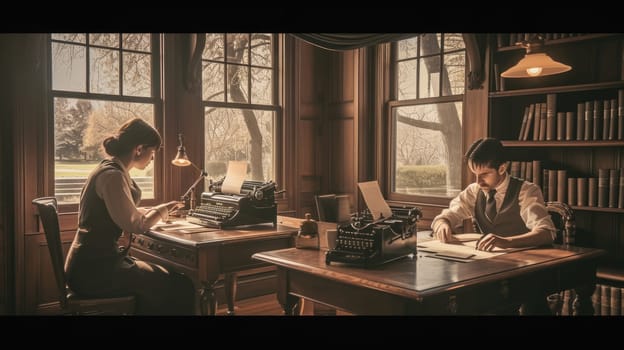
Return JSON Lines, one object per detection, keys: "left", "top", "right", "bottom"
{"left": 417, "top": 233, "right": 530, "bottom": 261}
{"left": 152, "top": 221, "right": 217, "bottom": 234}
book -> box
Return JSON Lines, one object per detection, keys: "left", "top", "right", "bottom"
{"left": 548, "top": 169, "right": 557, "bottom": 202}
{"left": 523, "top": 104, "right": 535, "bottom": 141}
{"left": 601, "top": 285, "right": 611, "bottom": 316}
{"left": 609, "top": 169, "right": 619, "bottom": 208}
{"left": 511, "top": 161, "right": 521, "bottom": 178}
{"left": 565, "top": 111, "right": 575, "bottom": 140}
{"left": 533, "top": 103, "right": 542, "bottom": 140}
{"left": 611, "top": 285, "right": 621, "bottom": 316}
{"left": 619, "top": 90, "right": 623, "bottom": 139}
{"left": 588, "top": 177, "right": 598, "bottom": 207}
{"left": 584, "top": 101, "right": 593, "bottom": 141}
{"left": 577, "top": 177, "right": 588, "bottom": 206}
{"left": 576, "top": 102, "right": 585, "bottom": 141}
{"left": 598, "top": 168, "right": 609, "bottom": 208}
{"left": 520, "top": 162, "right": 526, "bottom": 180}
{"left": 546, "top": 94, "right": 556, "bottom": 141}
{"left": 532, "top": 160, "right": 541, "bottom": 188}
{"left": 518, "top": 105, "right": 529, "bottom": 140}
{"left": 525, "top": 161, "right": 532, "bottom": 182}
{"left": 538, "top": 103, "right": 547, "bottom": 141}
{"left": 609, "top": 98, "right": 617, "bottom": 140}
{"left": 593, "top": 100, "right": 601, "bottom": 140}
{"left": 603, "top": 99, "right": 610, "bottom": 140}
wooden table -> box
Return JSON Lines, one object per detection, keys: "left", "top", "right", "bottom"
{"left": 253, "top": 245, "right": 605, "bottom": 315}
{"left": 130, "top": 217, "right": 300, "bottom": 315}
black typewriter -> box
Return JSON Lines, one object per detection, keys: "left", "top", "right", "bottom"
{"left": 186, "top": 179, "right": 278, "bottom": 229}
{"left": 325, "top": 206, "right": 421, "bottom": 267}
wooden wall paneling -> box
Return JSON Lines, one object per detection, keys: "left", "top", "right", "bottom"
{"left": 0, "top": 35, "right": 11, "bottom": 314}
{"left": 163, "top": 34, "right": 203, "bottom": 204}
{"left": 331, "top": 119, "right": 355, "bottom": 197}
{"left": 281, "top": 35, "right": 297, "bottom": 215}
{"left": 8, "top": 34, "right": 49, "bottom": 314}
{"left": 295, "top": 40, "right": 327, "bottom": 217}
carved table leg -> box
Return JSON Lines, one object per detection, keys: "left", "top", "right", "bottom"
{"left": 573, "top": 284, "right": 596, "bottom": 316}
{"left": 199, "top": 280, "right": 218, "bottom": 315}
{"left": 281, "top": 293, "right": 300, "bottom": 315}
{"left": 224, "top": 273, "right": 237, "bottom": 316}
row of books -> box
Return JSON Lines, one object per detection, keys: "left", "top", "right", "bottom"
{"left": 496, "top": 33, "right": 590, "bottom": 48}
{"left": 510, "top": 162, "right": 624, "bottom": 209}
{"left": 517, "top": 91, "right": 624, "bottom": 141}
{"left": 553, "top": 284, "right": 624, "bottom": 316}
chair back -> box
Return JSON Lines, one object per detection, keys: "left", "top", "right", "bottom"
{"left": 314, "top": 194, "right": 351, "bottom": 223}
{"left": 546, "top": 201, "right": 576, "bottom": 245}
{"left": 314, "top": 194, "right": 337, "bottom": 222}
{"left": 32, "top": 196, "right": 69, "bottom": 309}
{"left": 32, "top": 196, "right": 136, "bottom": 315}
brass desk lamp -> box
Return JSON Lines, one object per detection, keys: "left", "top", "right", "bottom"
{"left": 171, "top": 133, "right": 207, "bottom": 210}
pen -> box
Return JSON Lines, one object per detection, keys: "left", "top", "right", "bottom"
{"left": 473, "top": 219, "right": 484, "bottom": 250}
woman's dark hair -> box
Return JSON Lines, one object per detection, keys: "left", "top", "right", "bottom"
{"left": 464, "top": 137, "right": 506, "bottom": 169}
{"left": 102, "top": 118, "right": 162, "bottom": 157}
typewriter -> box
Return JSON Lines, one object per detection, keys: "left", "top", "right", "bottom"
{"left": 325, "top": 206, "right": 421, "bottom": 267}
{"left": 186, "top": 179, "right": 278, "bottom": 229}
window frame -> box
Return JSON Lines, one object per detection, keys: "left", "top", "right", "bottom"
{"left": 201, "top": 33, "right": 282, "bottom": 188}
{"left": 386, "top": 34, "right": 467, "bottom": 206}
{"left": 48, "top": 33, "right": 163, "bottom": 213}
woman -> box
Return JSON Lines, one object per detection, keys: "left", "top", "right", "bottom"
{"left": 65, "top": 118, "right": 195, "bottom": 315}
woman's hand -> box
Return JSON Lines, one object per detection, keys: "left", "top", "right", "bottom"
{"left": 166, "top": 200, "right": 185, "bottom": 210}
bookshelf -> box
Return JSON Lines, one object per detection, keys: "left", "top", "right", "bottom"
{"left": 488, "top": 34, "right": 624, "bottom": 283}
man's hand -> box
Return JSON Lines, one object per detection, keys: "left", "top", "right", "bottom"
{"left": 434, "top": 221, "right": 460, "bottom": 243}
{"left": 475, "top": 233, "right": 512, "bottom": 251}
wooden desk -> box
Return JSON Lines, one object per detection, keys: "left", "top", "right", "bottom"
{"left": 130, "top": 217, "right": 298, "bottom": 315}
{"left": 253, "top": 245, "right": 606, "bottom": 315}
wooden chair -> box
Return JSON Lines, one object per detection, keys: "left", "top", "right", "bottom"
{"left": 314, "top": 194, "right": 351, "bottom": 223}
{"left": 32, "top": 197, "right": 135, "bottom": 315}
{"left": 545, "top": 201, "right": 576, "bottom": 315}
{"left": 545, "top": 201, "right": 576, "bottom": 245}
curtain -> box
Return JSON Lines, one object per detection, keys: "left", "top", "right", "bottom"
{"left": 290, "top": 33, "right": 420, "bottom": 51}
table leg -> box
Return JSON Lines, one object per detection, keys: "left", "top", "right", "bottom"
{"left": 199, "top": 280, "right": 218, "bottom": 315}
{"left": 224, "top": 273, "right": 237, "bottom": 315}
{"left": 281, "top": 294, "right": 300, "bottom": 315}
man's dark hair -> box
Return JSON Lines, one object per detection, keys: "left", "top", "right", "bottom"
{"left": 464, "top": 137, "right": 506, "bottom": 169}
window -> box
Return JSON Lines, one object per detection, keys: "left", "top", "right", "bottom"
{"left": 50, "top": 34, "right": 159, "bottom": 206}
{"left": 202, "top": 33, "right": 278, "bottom": 182}
{"left": 389, "top": 33, "right": 465, "bottom": 200}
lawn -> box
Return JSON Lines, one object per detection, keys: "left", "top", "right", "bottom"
{"left": 55, "top": 160, "right": 151, "bottom": 177}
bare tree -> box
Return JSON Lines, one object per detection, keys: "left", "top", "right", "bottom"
{"left": 396, "top": 34, "right": 462, "bottom": 189}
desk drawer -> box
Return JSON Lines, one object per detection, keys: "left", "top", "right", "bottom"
{"left": 131, "top": 234, "right": 197, "bottom": 268}
{"left": 220, "top": 236, "right": 293, "bottom": 272}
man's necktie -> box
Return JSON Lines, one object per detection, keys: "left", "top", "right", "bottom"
{"left": 485, "top": 189, "right": 497, "bottom": 222}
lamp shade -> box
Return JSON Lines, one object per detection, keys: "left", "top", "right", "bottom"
{"left": 171, "top": 146, "right": 191, "bottom": 166}
{"left": 501, "top": 52, "right": 571, "bottom": 78}
{"left": 171, "top": 133, "right": 192, "bottom": 167}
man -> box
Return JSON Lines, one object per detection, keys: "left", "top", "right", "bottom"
{"left": 431, "top": 137, "right": 557, "bottom": 315}
{"left": 431, "top": 137, "right": 555, "bottom": 251}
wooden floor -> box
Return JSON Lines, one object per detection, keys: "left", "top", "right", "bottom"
{"left": 215, "top": 293, "right": 351, "bottom": 316}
